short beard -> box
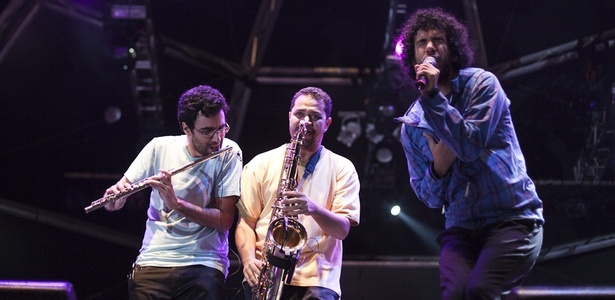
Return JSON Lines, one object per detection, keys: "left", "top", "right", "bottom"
{"left": 438, "top": 60, "right": 456, "bottom": 83}
{"left": 192, "top": 136, "right": 212, "bottom": 157}
{"left": 301, "top": 136, "right": 317, "bottom": 153}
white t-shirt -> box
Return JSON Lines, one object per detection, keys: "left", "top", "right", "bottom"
{"left": 125, "top": 135, "right": 242, "bottom": 277}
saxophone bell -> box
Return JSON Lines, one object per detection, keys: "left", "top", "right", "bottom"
{"left": 269, "top": 217, "right": 307, "bottom": 255}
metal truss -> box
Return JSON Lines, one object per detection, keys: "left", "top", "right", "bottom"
{"left": 131, "top": 4, "right": 162, "bottom": 132}
{"left": 574, "top": 86, "right": 615, "bottom": 182}
{"left": 107, "top": 1, "right": 162, "bottom": 132}
{"left": 490, "top": 28, "right": 615, "bottom": 183}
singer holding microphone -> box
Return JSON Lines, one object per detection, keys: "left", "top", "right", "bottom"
{"left": 395, "top": 8, "right": 544, "bottom": 299}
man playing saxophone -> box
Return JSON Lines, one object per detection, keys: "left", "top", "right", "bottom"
{"left": 236, "top": 87, "right": 361, "bottom": 300}
{"left": 103, "top": 85, "right": 243, "bottom": 300}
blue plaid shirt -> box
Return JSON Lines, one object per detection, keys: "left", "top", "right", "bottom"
{"left": 397, "top": 67, "right": 544, "bottom": 229}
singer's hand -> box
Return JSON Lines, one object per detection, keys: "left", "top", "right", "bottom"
{"left": 423, "top": 133, "right": 456, "bottom": 177}
{"left": 415, "top": 58, "right": 439, "bottom": 97}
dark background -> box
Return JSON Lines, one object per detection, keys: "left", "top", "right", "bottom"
{"left": 2, "top": 0, "right": 615, "bottom": 299}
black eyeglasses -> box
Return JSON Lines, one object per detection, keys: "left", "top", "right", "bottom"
{"left": 195, "top": 123, "right": 230, "bottom": 138}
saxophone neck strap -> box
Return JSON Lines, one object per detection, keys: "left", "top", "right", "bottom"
{"left": 302, "top": 145, "right": 322, "bottom": 180}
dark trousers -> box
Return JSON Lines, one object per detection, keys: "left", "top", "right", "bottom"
{"left": 128, "top": 264, "right": 225, "bottom": 300}
{"left": 437, "top": 219, "right": 543, "bottom": 300}
{"left": 242, "top": 282, "right": 339, "bottom": 300}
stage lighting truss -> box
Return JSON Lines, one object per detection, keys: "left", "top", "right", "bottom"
{"left": 573, "top": 80, "right": 615, "bottom": 182}
{"left": 106, "top": 1, "right": 162, "bottom": 131}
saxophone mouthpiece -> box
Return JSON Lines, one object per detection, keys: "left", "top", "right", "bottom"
{"left": 297, "top": 119, "right": 307, "bottom": 131}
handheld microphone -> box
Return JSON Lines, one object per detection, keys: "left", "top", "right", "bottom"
{"left": 415, "top": 56, "right": 437, "bottom": 90}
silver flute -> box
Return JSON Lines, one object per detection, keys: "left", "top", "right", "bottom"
{"left": 84, "top": 146, "right": 233, "bottom": 214}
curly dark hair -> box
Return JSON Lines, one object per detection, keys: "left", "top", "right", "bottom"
{"left": 177, "top": 85, "right": 229, "bottom": 130}
{"left": 290, "top": 87, "right": 333, "bottom": 119}
{"left": 397, "top": 7, "right": 474, "bottom": 78}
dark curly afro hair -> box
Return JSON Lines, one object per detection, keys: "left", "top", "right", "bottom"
{"left": 397, "top": 7, "right": 474, "bottom": 78}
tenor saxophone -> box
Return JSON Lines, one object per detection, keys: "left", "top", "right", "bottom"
{"left": 252, "top": 121, "right": 309, "bottom": 300}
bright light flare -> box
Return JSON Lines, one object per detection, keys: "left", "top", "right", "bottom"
{"left": 390, "top": 205, "right": 401, "bottom": 216}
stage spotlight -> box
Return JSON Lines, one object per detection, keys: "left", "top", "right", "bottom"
{"left": 390, "top": 205, "right": 401, "bottom": 216}
{"left": 376, "top": 146, "right": 394, "bottom": 164}
{"left": 378, "top": 104, "right": 396, "bottom": 117}
{"left": 104, "top": 106, "right": 122, "bottom": 124}
{"left": 110, "top": 4, "right": 147, "bottom": 20}
{"left": 365, "top": 123, "right": 384, "bottom": 144}
{"left": 110, "top": 46, "right": 136, "bottom": 71}
{"left": 337, "top": 111, "right": 365, "bottom": 148}
{"left": 337, "top": 120, "right": 361, "bottom": 147}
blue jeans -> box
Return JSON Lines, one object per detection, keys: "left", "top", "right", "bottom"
{"left": 437, "top": 219, "right": 543, "bottom": 300}
{"left": 242, "top": 281, "right": 339, "bottom": 300}
{"left": 128, "top": 264, "right": 225, "bottom": 300}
